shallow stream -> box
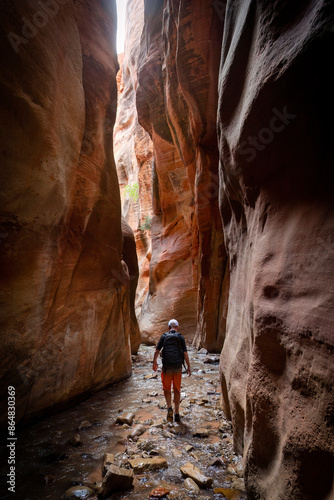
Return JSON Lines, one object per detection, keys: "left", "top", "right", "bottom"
{"left": 0, "top": 345, "right": 246, "bottom": 499}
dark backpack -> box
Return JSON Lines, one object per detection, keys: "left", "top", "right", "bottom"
{"left": 161, "top": 330, "right": 185, "bottom": 370}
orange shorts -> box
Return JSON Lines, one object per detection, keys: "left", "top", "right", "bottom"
{"left": 161, "top": 371, "right": 182, "bottom": 392}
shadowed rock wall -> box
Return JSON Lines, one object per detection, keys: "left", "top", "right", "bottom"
{"left": 136, "top": 0, "right": 228, "bottom": 347}
{"left": 132, "top": 0, "right": 334, "bottom": 497}
{"left": 217, "top": 1, "right": 334, "bottom": 498}
{"left": 0, "top": 0, "right": 135, "bottom": 426}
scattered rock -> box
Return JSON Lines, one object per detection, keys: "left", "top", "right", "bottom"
{"left": 150, "top": 420, "right": 164, "bottom": 429}
{"left": 69, "top": 434, "right": 83, "bottom": 447}
{"left": 128, "top": 457, "right": 168, "bottom": 473}
{"left": 232, "top": 478, "right": 245, "bottom": 490}
{"left": 137, "top": 439, "right": 155, "bottom": 452}
{"left": 209, "top": 457, "right": 226, "bottom": 467}
{"left": 129, "top": 424, "right": 147, "bottom": 438}
{"left": 116, "top": 413, "right": 135, "bottom": 426}
{"left": 43, "top": 474, "right": 55, "bottom": 485}
{"left": 144, "top": 373, "right": 158, "bottom": 380}
{"left": 213, "top": 488, "right": 243, "bottom": 499}
{"left": 197, "top": 348, "right": 208, "bottom": 355}
{"left": 185, "top": 445, "right": 193, "bottom": 453}
{"left": 184, "top": 477, "right": 200, "bottom": 493}
{"left": 172, "top": 448, "right": 183, "bottom": 458}
{"left": 102, "top": 453, "right": 115, "bottom": 477}
{"left": 203, "top": 355, "right": 220, "bottom": 364}
{"left": 193, "top": 428, "right": 209, "bottom": 438}
{"left": 142, "top": 398, "right": 152, "bottom": 403}
{"left": 78, "top": 421, "right": 92, "bottom": 431}
{"left": 218, "top": 422, "right": 232, "bottom": 433}
{"left": 170, "top": 424, "right": 186, "bottom": 435}
{"left": 180, "top": 463, "right": 213, "bottom": 488}
{"left": 62, "top": 486, "right": 94, "bottom": 499}
{"left": 100, "top": 464, "right": 134, "bottom": 497}
{"left": 149, "top": 487, "right": 170, "bottom": 498}
{"left": 149, "top": 391, "right": 159, "bottom": 397}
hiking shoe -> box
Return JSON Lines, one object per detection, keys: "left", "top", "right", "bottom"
{"left": 174, "top": 413, "right": 181, "bottom": 422}
{"left": 167, "top": 407, "right": 173, "bottom": 422}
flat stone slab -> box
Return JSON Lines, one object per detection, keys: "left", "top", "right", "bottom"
{"left": 128, "top": 456, "right": 168, "bottom": 473}
{"left": 213, "top": 488, "right": 243, "bottom": 499}
{"left": 100, "top": 464, "right": 134, "bottom": 497}
{"left": 116, "top": 412, "right": 135, "bottom": 426}
{"left": 184, "top": 477, "right": 200, "bottom": 493}
{"left": 180, "top": 462, "right": 213, "bottom": 488}
{"left": 149, "top": 487, "right": 170, "bottom": 498}
{"left": 102, "top": 453, "right": 115, "bottom": 476}
{"left": 129, "top": 424, "right": 147, "bottom": 438}
{"left": 193, "top": 427, "right": 209, "bottom": 438}
{"left": 63, "top": 486, "right": 94, "bottom": 499}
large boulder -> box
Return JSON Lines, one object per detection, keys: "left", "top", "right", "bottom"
{"left": 0, "top": 0, "right": 133, "bottom": 427}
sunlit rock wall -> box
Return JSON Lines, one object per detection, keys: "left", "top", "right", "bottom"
{"left": 218, "top": 1, "right": 334, "bottom": 498}
{"left": 113, "top": 0, "right": 153, "bottom": 331}
{"left": 0, "top": 0, "right": 133, "bottom": 427}
{"left": 136, "top": 0, "right": 228, "bottom": 347}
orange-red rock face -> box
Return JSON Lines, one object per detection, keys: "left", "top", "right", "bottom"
{"left": 136, "top": 0, "right": 228, "bottom": 347}
{"left": 134, "top": 0, "right": 334, "bottom": 497}
{"left": 113, "top": 0, "right": 153, "bottom": 333}
{"left": 0, "top": 0, "right": 134, "bottom": 426}
{"left": 217, "top": 2, "right": 334, "bottom": 498}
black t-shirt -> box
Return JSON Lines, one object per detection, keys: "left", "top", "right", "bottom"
{"left": 157, "top": 331, "right": 187, "bottom": 374}
{"left": 157, "top": 331, "right": 187, "bottom": 352}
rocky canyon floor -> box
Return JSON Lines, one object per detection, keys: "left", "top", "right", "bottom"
{"left": 0, "top": 346, "right": 246, "bottom": 500}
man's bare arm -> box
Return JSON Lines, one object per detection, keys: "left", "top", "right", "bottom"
{"left": 184, "top": 351, "right": 191, "bottom": 376}
{"left": 152, "top": 349, "right": 160, "bottom": 372}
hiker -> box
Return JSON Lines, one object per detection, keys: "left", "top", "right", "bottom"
{"left": 152, "top": 319, "right": 191, "bottom": 422}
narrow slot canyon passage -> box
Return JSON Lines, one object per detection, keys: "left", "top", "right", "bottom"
{"left": 0, "top": 1, "right": 333, "bottom": 500}
{"left": 1, "top": 347, "right": 244, "bottom": 499}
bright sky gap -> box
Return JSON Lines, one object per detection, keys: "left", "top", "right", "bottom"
{"left": 116, "top": 0, "right": 126, "bottom": 54}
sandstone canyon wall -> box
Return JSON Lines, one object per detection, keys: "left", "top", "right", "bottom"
{"left": 132, "top": 0, "right": 334, "bottom": 498}
{"left": 217, "top": 1, "right": 334, "bottom": 499}
{"left": 136, "top": 0, "right": 229, "bottom": 348}
{"left": 0, "top": 0, "right": 136, "bottom": 427}
{"left": 113, "top": 0, "right": 153, "bottom": 333}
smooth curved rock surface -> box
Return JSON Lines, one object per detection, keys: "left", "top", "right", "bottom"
{"left": 121, "top": 218, "right": 141, "bottom": 354}
{"left": 218, "top": 2, "right": 334, "bottom": 498}
{"left": 114, "top": 0, "right": 153, "bottom": 317}
{"left": 136, "top": 0, "right": 228, "bottom": 347}
{"left": 0, "top": 0, "right": 133, "bottom": 426}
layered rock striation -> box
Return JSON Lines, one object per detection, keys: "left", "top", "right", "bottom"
{"left": 113, "top": 0, "right": 153, "bottom": 327}
{"left": 0, "top": 0, "right": 136, "bottom": 426}
{"left": 136, "top": 0, "right": 228, "bottom": 347}
{"left": 217, "top": 2, "right": 334, "bottom": 498}
{"left": 132, "top": 0, "right": 334, "bottom": 498}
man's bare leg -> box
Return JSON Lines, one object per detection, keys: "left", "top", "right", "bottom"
{"left": 164, "top": 390, "right": 172, "bottom": 409}
{"left": 174, "top": 389, "right": 180, "bottom": 414}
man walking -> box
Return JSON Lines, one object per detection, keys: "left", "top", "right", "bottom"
{"left": 153, "top": 319, "right": 191, "bottom": 422}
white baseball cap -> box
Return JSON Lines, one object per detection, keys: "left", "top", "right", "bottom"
{"left": 168, "top": 319, "right": 179, "bottom": 328}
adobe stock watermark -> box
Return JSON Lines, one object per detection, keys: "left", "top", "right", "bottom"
{"left": 7, "top": 0, "right": 70, "bottom": 54}
{"left": 212, "top": 0, "right": 239, "bottom": 22}
{"left": 81, "top": 115, "right": 116, "bottom": 157}
{"left": 300, "top": 235, "right": 334, "bottom": 279}
{"left": 239, "top": 106, "right": 297, "bottom": 162}
{"left": 17, "top": 329, "right": 78, "bottom": 387}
